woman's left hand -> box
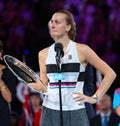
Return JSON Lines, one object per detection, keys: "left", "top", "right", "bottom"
{"left": 73, "top": 92, "right": 96, "bottom": 104}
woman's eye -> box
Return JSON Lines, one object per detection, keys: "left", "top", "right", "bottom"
{"left": 50, "top": 20, "right": 61, "bottom": 25}
{"left": 55, "top": 21, "right": 61, "bottom": 24}
{"left": 50, "top": 20, "right": 53, "bottom": 24}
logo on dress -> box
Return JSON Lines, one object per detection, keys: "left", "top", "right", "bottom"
{"left": 68, "top": 55, "right": 72, "bottom": 60}
{"left": 54, "top": 73, "right": 65, "bottom": 81}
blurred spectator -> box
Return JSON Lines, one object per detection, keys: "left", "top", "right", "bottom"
{"left": 5, "top": 17, "right": 25, "bottom": 58}
{"left": 113, "top": 88, "right": 120, "bottom": 116}
{"left": 0, "top": 0, "right": 4, "bottom": 15}
{"left": 50, "top": 0, "right": 65, "bottom": 13}
{"left": 16, "top": 70, "right": 43, "bottom": 126}
{"left": 101, "top": 40, "right": 119, "bottom": 67}
{"left": 18, "top": 87, "right": 43, "bottom": 126}
{"left": 64, "top": 0, "right": 83, "bottom": 12}
{"left": 76, "top": 4, "right": 96, "bottom": 43}
{"left": 90, "top": 93, "right": 120, "bottom": 126}
{"left": 0, "top": 40, "right": 17, "bottom": 126}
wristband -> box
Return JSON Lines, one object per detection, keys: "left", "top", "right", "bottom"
{"left": 92, "top": 94, "right": 99, "bottom": 103}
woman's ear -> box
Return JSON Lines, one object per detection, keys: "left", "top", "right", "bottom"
{"left": 66, "top": 24, "right": 71, "bottom": 32}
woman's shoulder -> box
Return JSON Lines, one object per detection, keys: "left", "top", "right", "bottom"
{"left": 39, "top": 47, "right": 49, "bottom": 56}
{"left": 39, "top": 43, "right": 55, "bottom": 56}
{"left": 75, "top": 42, "right": 91, "bottom": 52}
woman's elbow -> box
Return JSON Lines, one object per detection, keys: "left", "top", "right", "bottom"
{"left": 112, "top": 70, "right": 117, "bottom": 81}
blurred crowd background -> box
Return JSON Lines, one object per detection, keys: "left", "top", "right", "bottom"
{"left": 0, "top": 0, "right": 120, "bottom": 125}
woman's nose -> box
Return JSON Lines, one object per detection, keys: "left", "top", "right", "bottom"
{"left": 50, "top": 23, "right": 55, "bottom": 30}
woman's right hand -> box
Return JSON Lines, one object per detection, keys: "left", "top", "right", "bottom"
{"left": 28, "top": 79, "right": 48, "bottom": 93}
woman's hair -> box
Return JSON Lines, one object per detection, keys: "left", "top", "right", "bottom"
{"left": 55, "top": 10, "right": 76, "bottom": 41}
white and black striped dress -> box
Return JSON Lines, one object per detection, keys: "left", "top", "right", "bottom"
{"left": 43, "top": 40, "right": 86, "bottom": 111}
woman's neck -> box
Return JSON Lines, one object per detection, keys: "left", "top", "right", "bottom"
{"left": 54, "top": 37, "right": 70, "bottom": 52}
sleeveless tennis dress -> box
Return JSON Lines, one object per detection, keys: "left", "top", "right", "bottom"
{"left": 43, "top": 40, "right": 86, "bottom": 111}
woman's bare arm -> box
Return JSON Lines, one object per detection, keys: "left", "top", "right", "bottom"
{"left": 28, "top": 48, "right": 49, "bottom": 93}
{"left": 74, "top": 44, "right": 116, "bottom": 104}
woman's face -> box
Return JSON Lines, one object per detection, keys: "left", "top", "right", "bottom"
{"left": 49, "top": 13, "right": 71, "bottom": 39}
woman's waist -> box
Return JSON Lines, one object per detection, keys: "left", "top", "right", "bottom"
{"left": 44, "top": 89, "right": 83, "bottom": 107}
{"left": 43, "top": 92, "right": 85, "bottom": 110}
